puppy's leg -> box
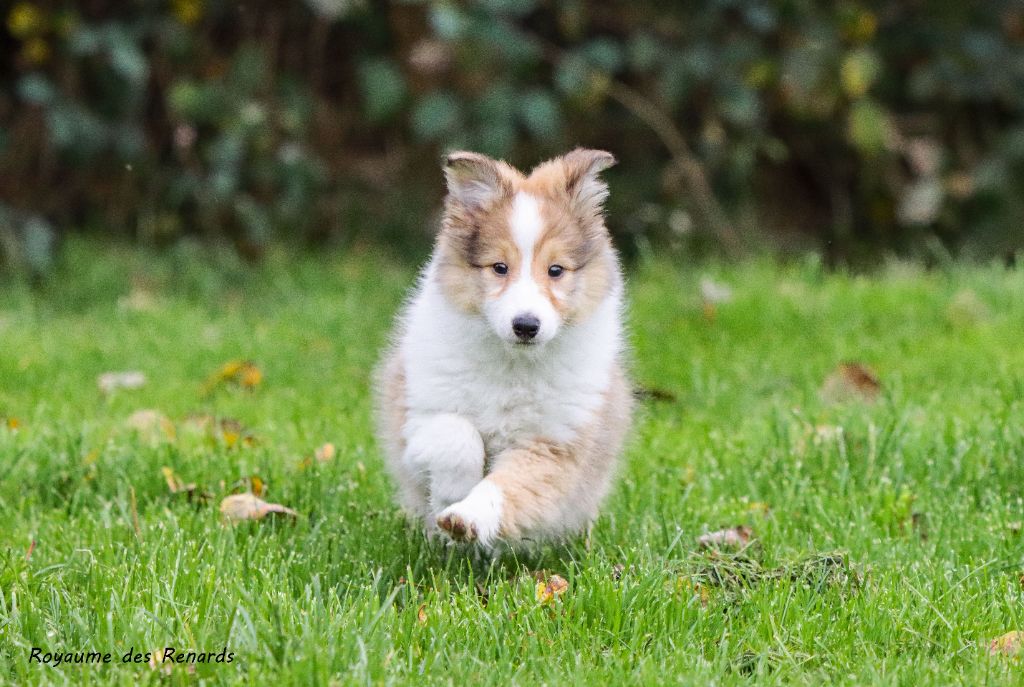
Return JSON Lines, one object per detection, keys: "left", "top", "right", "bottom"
{"left": 436, "top": 442, "right": 581, "bottom": 547}
{"left": 402, "top": 414, "right": 485, "bottom": 518}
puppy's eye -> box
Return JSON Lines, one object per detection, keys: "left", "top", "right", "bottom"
{"left": 492, "top": 262, "right": 509, "bottom": 276}
{"left": 547, "top": 264, "right": 565, "bottom": 278}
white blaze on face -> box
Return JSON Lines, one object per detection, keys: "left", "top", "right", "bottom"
{"left": 484, "top": 191, "right": 560, "bottom": 345}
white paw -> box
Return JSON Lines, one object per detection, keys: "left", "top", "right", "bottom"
{"left": 435, "top": 482, "right": 503, "bottom": 547}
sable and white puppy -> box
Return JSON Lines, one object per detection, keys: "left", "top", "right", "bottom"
{"left": 375, "top": 148, "right": 633, "bottom": 549}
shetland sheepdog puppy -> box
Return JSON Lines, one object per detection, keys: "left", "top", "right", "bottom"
{"left": 375, "top": 148, "right": 633, "bottom": 549}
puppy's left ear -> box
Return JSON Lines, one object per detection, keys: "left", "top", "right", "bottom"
{"left": 563, "top": 148, "right": 616, "bottom": 219}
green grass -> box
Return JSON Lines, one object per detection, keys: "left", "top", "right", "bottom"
{"left": 2, "top": 239, "right": 1024, "bottom": 685}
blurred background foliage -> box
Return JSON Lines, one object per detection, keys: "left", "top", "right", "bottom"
{"left": 2, "top": 0, "right": 1024, "bottom": 275}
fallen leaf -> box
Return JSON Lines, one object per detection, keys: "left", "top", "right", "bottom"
{"left": 673, "top": 577, "right": 710, "bottom": 607}
{"left": 159, "top": 466, "right": 211, "bottom": 504}
{"left": 535, "top": 574, "right": 569, "bottom": 605}
{"left": 747, "top": 501, "right": 772, "bottom": 517}
{"left": 180, "top": 414, "right": 257, "bottom": 447}
{"left": 988, "top": 631, "right": 1024, "bottom": 657}
{"left": 315, "top": 443, "right": 336, "bottom": 462}
{"left": 821, "top": 362, "right": 881, "bottom": 403}
{"left": 97, "top": 371, "right": 146, "bottom": 394}
{"left": 125, "top": 410, "right": 175, "bottom": 443}
{"left": 219, "top": 493, "right": 298, "bottom": 523}
{"left": 417, "top": 604, "right": 428, "bottom": 624}
{"left": 697, "top": 525, "right": 754, "bottom": 550}
{"left": 202, "top": 360, "right": 262, "bottom": 396}
{"left": 2, "top": 416, "right": 22, "bottom": 430}
{"left": 25, "top": 540, "right": 35, "bottom": 561}
{"left": 229, "top": 475, "right": 266, "bottom": 497}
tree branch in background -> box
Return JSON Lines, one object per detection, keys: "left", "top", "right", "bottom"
{"left": 604, "top": 81, "right": 743, "bottom": 256}
{"left": 527, "top": 30, "right": 743, "bottom": 256}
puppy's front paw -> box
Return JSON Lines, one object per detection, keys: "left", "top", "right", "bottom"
{"left": 436, "top": 509, "right": 478, "bottom": 543}
{"left": 434, "top": 482, "right": 502, "bottom": 547}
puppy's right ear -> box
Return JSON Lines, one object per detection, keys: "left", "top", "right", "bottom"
{"left": 443, "top": 151, "right": 509, "bottom": 210}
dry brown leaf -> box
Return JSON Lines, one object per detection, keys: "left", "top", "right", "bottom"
{"left": 417, "top": 604, "right": 428, "bottom": 624}
{"left": 821, "top": 362, "right": 881, "bottom": 403}
{"left": 988, "top": 631, "right": 1024, "bottom": 657}
{"left": 219, "top": 493, "right": 298, "bottom": 523}
{"left": 697, "top": 525, "right": 754, "bottom": 549}
{"left": 126, "top": 410, "right": 175, "bottom": 443}
{"left": 97, "top": 371, "right": 146, "bottom": 394}
{"left": 535, "top": 574, "right": 569, "bottom": 605}
{"left": 315, "top": 442, "right": 336, "bottom": 462}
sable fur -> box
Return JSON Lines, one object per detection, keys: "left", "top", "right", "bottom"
{"left": 374, "top": 148, "right": 633, "bottom": 548}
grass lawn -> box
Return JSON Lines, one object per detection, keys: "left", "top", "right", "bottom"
{"left": 2, "top": 239, "right": 1024, "bottom": 685}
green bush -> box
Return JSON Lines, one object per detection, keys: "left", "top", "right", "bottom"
{"left": 2, "top": 1, "right": 1024, "bottom": 272}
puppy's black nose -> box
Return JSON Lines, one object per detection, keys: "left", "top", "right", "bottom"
{"left": 512, "top": 314, "right": 540, "bottom": 341}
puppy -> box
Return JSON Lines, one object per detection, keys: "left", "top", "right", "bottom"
{"left": 375, "top": 148, "right": 632, "bottom": 549}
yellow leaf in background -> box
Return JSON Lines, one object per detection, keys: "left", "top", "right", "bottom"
{"left": 674, "top": 577, "right": 710, "bottom": 607}
{"left": 219, "top": 493, "right": 298, "bottom": 523}
{"left": 21, "top": 37, "right": 50, "bottom": 64}
{"left": 7, "top": 3, "right": 45, "bottom": 39}
{"left": 202, "top": 360, "right": 263, "bottom": 396}
{"left": 988, "top": 631, "right": 1024, "bottom": 658}
{"left": 3, "top": 417, "right": 21, "bottom": 430}
{"left": 535, "top": 574, "right": 569, "bottom": 605}
{"left": 248, "top": 476, "right": 265, "bottom": 497}
{"left": 228, "top": 475, "right": 266, "bottom": 497}
{"left": 239, "top": 364, "right": 262, "bottom": 389}
{"left": 315, "top": 443, "right": 336, "bottom": 463}
{"left": 417, "top": 604, "right": 428, "bottom": 625}
{"left": 841, "top": 49, "right": 881, "bottom": 98}
{"left": 747, "top": 501, "right": 771, "bottom": 517}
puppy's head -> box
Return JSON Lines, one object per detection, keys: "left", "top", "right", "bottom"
{"left": 435, "top": 148, "right": 618, "bottom": 347}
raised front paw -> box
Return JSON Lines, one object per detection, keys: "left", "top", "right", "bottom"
{"left": 436, "top": 509, "right": 478, "bottom": 542}
{"left": 434, "top": 483, "right": 502, "bottom": 546}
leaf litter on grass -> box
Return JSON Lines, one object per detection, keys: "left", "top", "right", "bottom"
{"left": 821, "top": 362, "right": 882, "bottom": 403}
{"left": 201, "top": 360, "right": 263, "bottom": 396}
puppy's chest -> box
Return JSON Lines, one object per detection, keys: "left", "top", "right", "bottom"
{"left": 412, "top": 354, "right": 607, "bottom": 451}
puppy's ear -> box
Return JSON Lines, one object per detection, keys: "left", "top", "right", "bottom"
{"left": 444, "top": 151, "right": 510, "bottom": 209}
{"left": 562, "top": 148, "right": 616, "bottom": 219}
